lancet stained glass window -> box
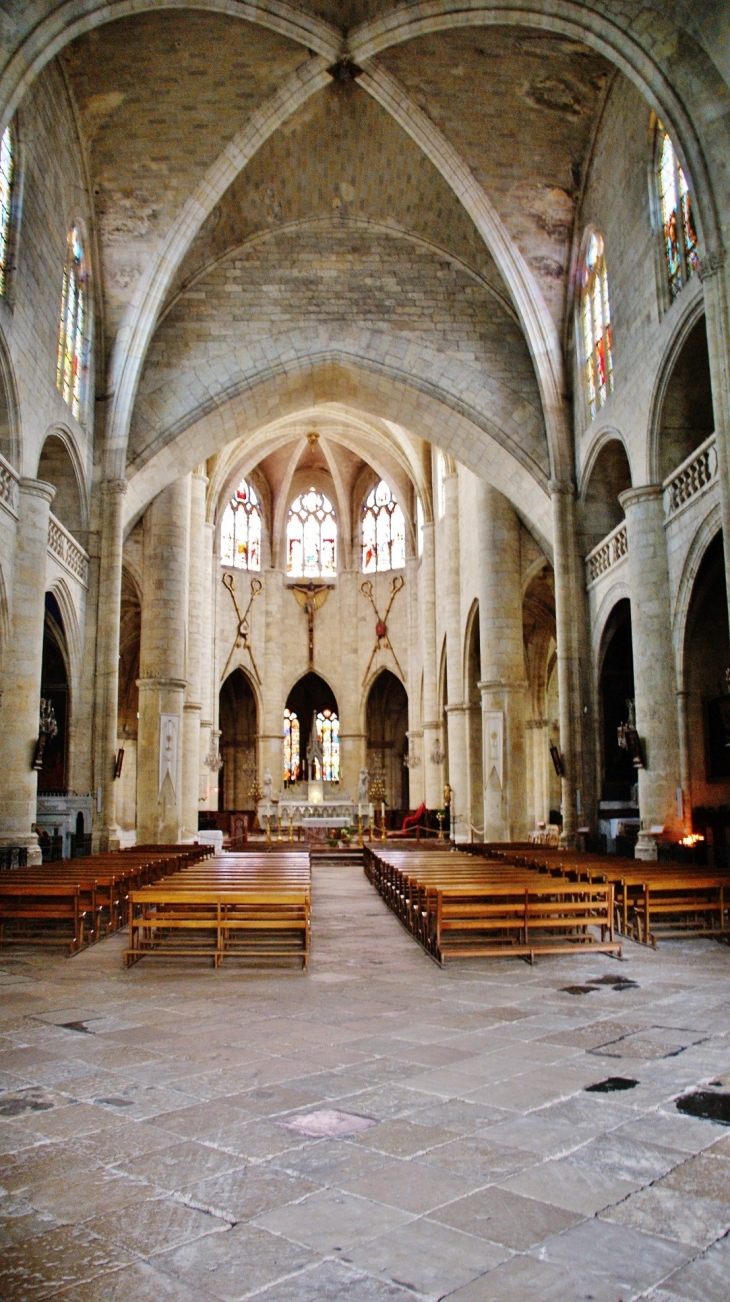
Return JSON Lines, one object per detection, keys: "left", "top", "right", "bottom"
{"left": 56, "top": 227, "right": 86, "bottom": 420}
{"left": 317, "top": 709, "right": 339, "bottom": 782}
{"left": 220, "top": 478, "right": 262, "bottom": 570}
{"left": 581, "top": 231, "right": 613, "bottom": 420}
{"left": 0, "top": 126, "right": 14, "bottom": 298}
{"left": 283, "top": 708, "right": 300, "bottom": 783}
{"left": 286, "top": 488, "right": 337, "bottom": 577}
{"left": 657, "top": 128, "right": 698, "bottom": 301}
{"left": 362, "top": 480, "right": 406, "bottom": 573}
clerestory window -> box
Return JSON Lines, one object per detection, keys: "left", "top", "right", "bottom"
{"left": 656, "top": 127, "right": 698, "bottom": 302}
{"left": 0, "top": 125, "right": 15, "bottom": 298}
{"left": 581, "top": 231, "right": 613, "bottom": 420}
{"left": 56, "top": 227, "right": 86, "bottom": 420}
{"left": 220, "top": 477, "right": 262, "bottom": 570}
{"left": 286, "top": 487, "right": 337, "bottom": 577}
{"left": 362, "top": 479, "right": 406, "bottom": 573}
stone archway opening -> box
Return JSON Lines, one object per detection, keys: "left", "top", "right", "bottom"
{"left": 657, "top": 317, "right": 714, "bottom": 483}
{"left": 219, "top": 668, "right": 258, "bottom": 813}
{"left": 38, "top": 434, "right": 85, "bottom": 546}
{"left": 38, "top": 593, "right": 69, "bottom": 795}
{"left": 580, "top": 440, "right": 632, "bottom": 556}
{"left": 366, "top": 669, "right": 408, "bottom": 818}
{"left": 284, "top": 672, "right": 339, "bottom": 791}
{"left": 683, "top": 533, "right": 730, "bottom": 853}
{"left": 599, "top": 599, "right": 636, "bottom": 807}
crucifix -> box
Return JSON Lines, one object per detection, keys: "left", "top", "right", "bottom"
{"left": 221, "top": 572, "right": 263, "bottom": 683}
{"left": 361, "top": 575, "right": 405, "bottom": 684}
{"left": 287, "top": 579, "right": 334, "bottom": 670}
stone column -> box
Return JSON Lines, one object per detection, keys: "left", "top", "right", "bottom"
{"left": 93, "top": 479, "right": 126, "bottom": 849}
{"left": 405, "top": 553, "right": 424, "bottom": 807}
{"left": 0, "top": 479, "right": 55, "bottom": 862}
{"left": 338, "top": 569, "right": 365, "bottom": 798}
{"left": 443, "top": 471, "right": 468, "bottom": 840}
{"left": 619, "top": 485, "right": 682, "bottom": 855}
{"left": 136, "top": 477, "right": 190, "bottom": 843}
{"left": 259, "top": 569, "right": 283, "bottom": 798}
{"left": 550, "top": 479, "right": 586, "bottom": 844}
{"left": 699, "top": 254, "right": 730, "bottom": 615}
{"left": 420, "top": 519, "right": 442, "bottom": 808}
{"left": 181, "top": 469, "right": 207, "bottom": 837}
{"left": 198, "top": 521, "right": 216, "bottom": 809}
{"left": 477, "top": 483, "right": 528, "bottom": 842}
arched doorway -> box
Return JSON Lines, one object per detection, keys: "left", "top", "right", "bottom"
{"left": 38, "top": 594, "right": 69, "bottom": 794}
{"left": 599, "top": 600, "right": 636, "bottom": 804}
{"left": 219, "top": 669, "right": 257, "bottom": 811}
{"left": 657, "top": 317, "right": 714, "bottom": 481}
{"left": 37, "top": 433, "right": 85, "bottom": 546}
{"left": 683, "top": 533, "right": 730, "bottom": 848}
{"left": 366, "top": 669, "right": 409, "bottom": 816}
{"left": 465, "top": 611, "right": 483, "bottom": 836}
{"left": 284, "top": 672, "right": 339, "bottom": 788}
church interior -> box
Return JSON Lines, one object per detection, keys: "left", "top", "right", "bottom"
{"left": 1, "top": 2, "right": 730, "bottom": 1298}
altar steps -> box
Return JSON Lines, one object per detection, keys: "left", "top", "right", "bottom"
{"left": 308, "top": 846, "right": 363, "bottom": 869}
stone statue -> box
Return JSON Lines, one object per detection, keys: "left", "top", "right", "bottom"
{"left": 263, "top": 768, "right": 273, "bottom": 803}
{"left": 358, "top": 767, "right": 370, "bottom": 806}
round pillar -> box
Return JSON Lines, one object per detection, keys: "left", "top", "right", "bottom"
{"left": 0, "top": 478, "right": 55, "bottom": 862}
{"left": 181, "top": 470, "right": 207, "bottom": 837}
{"left": 619, "top": 485, "right": 681, "bottom": 853}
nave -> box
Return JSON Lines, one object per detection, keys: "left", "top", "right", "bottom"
{"left": 1, "top": 857, "right": 729, "bottom": 1301}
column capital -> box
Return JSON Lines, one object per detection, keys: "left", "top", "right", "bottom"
{"left": 698, "top": 250, "right": 725, "bottom": 281}
{"left": 136, "top": 676, "right": 187, "bottom": 693}
{"left": 19, "top": 477, "right": 55, "bottom": 505}
{"left": 548, "top": 477, "right": 575, "bottom": 498}
{"left": 101, "top": 478, "right": 127, "bottom": 498}
{"left": 619, "top": 484, "right": 663, "bottom": 512}
{"left": 478, "top": 678, "right": 528, "bottom": 694}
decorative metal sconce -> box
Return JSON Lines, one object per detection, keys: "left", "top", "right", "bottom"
{"left": 32, "top": 697, "right": 58, "bottom": 770}
{"left": 204, "top": 732, "right": 224, "bottom": 773}
{"left": 403, "top": 744, "right": 421, "bottom": 769}
{"left": 429, "top": 738, "right": 445, "bottom": 766}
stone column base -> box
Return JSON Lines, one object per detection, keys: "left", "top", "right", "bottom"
{"left": 634, "top": 832, "right": 659, "bottom": 861}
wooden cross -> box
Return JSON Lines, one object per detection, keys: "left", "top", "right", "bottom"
{"left": 361, "top": 575, "right": 405, "bottom": 684}
{"left": 287, "top": 580, "right": 334, "bottom": 669}
{"left": 221, "top": 572, "right": 263, "bottom": 683}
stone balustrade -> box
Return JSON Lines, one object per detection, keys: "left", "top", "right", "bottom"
{"left": 0, "top": 451, "right": 18, "bottom": 515}
{"left": 663, "top": 434, "right": 717, "bottom": 519}
{"left": 585, "top": 520, "right": 628, "bottom": 588}
{"left": 47, "top": 512, "right": 89, "bottom": 586}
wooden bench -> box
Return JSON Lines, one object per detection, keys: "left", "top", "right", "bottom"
{"left": 124, "top": 852, "right": 311, "bottom": 969}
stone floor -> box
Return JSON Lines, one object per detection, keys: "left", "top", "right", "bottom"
{"left": 1, "top": 861, "right": 730, "bottom": 1302}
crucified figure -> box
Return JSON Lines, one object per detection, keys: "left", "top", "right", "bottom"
{"left": 286, "top": 579, "right": 334, "bottom": 669}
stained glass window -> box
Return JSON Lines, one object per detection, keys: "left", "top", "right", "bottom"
{"left": 657, "top": 128, "right": 698, "bottom": 301}
{"left": 317, "top": 709, "right": 339, "bottom": 782}
{"left": 220, "top": 477, "right": 262, "bottom": 570}
{"left": 0, "top": 126, "right": 14, "bottom": 298}
{"left": 56, "top": 227, "right": 86, "bottom": 420}
{"left": 286, "top": 488, "right": 337, "bottom": 577}
{"left": 362, "top": 480, "right": 406, "bottom": 573}
{"left": 581, "top": 231, "right": 613, "bottom": 420}
{"left": 283, "top": 708, "right": 300, "bottom": 783}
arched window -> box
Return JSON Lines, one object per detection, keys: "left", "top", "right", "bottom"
{"left": 283, "top": 708, "right": 300, "bottom": 783}
{"left": 657, "top": 128, "right": 698, "bottom": 301}
{"left": 220, "top": 477, "right": 262, "bottom": 570}
{"left": 581, "top": 231, "right": 613, "bottom": 420}
{"left": 362, "top": 480, "right": 406, "bottom": 573}
{"left": 56, "top": 227, "right": 86, "bottom": 420}
{"left": 286, "top": 487, "right": 337, "bottom": 577}
{"left": 0, "top": 125, "right": 15, "bottom": 298}
{"left": 317, "top": 709, "right": 339, "bottom": 782}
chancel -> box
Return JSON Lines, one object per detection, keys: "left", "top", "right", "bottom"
{"left": 0, "top": 3, "right": 730, "bottom": 1298}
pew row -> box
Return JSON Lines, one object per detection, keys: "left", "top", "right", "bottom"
{"left": 124, "top": 852, "right": 311, "bottom": 969}
{"left": 365, "top": 846, "right": 621, "bottom": 965}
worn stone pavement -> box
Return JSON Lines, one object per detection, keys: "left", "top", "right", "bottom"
{"left": 1, "top": 861, "right": 730, "bottom": 1301}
